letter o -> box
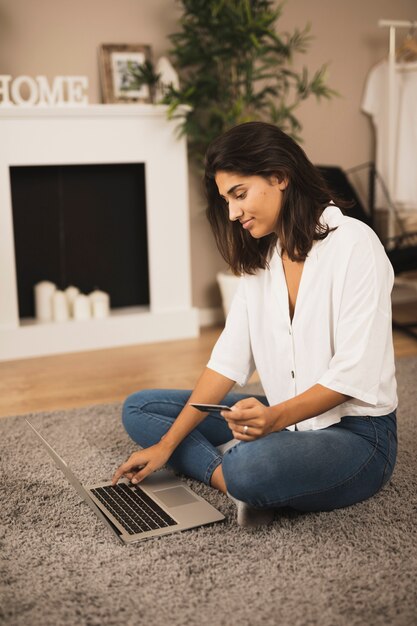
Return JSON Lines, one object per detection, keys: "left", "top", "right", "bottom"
{"left": 11, "top": 76, "right": 39, "bottom": 105}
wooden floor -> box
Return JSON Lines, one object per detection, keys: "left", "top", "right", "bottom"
{"left": 1, "top": 302, "right": 416, "bottom": 419}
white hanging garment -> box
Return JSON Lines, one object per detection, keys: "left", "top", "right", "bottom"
{"left": 362, "top": 60, "right": 417, "bottom": 210}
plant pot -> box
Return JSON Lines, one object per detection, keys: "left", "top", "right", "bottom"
{"left": 216, "top": 272, "right": 240, "bottom": 319}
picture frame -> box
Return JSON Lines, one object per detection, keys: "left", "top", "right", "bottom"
{"left": 99, "top": 44, "right": 152, "bottom": 104}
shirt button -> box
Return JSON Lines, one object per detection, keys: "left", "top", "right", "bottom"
{"left": 289, "top": 328, "right": 292, "bottom": 335}
{"left": 291, "top": 370, "right": 295, "bottom": 378}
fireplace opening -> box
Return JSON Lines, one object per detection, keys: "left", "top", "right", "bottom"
{"left": 10, "top": 163, "right": 150, "bottom": 319}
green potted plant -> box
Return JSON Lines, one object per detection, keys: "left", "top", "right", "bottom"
{"left": 162, "top": 0, "right": 337, "bottom": 317}
{"left": 163, "top": 0, "right": 336, "bottom": 168}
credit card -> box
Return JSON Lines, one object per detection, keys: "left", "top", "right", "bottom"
{"left": 189, "top": 403, "right": 232, "bottom": 412}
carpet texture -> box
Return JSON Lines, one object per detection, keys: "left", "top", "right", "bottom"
{"left": 1, "top": 357, "right": 417, "bottom": 626}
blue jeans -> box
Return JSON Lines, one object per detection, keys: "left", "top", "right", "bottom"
{"left": 122, "top": 389, "right": 397, "bottom": 512}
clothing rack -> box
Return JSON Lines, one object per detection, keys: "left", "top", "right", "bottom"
{"left": 378, "top": 19, "right": 417, "bottom": 237}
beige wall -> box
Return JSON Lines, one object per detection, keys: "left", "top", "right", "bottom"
{"left": 1, "top": 0, "right": 415, "bottom": 309}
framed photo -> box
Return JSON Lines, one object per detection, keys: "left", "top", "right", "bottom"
{"left": 99, "top": 44, "right": 152, "bottom": 103}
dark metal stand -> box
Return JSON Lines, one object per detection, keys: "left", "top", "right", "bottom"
{"left": 318, "top": 163, "right": 417, "bottom": 343}
{"left": 367, "top": 164, "right": 417, "bottom": 342}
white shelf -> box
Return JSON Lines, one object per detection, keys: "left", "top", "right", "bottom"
{"left": 19, "top": 305, "right": 150, "bottom": 326}
{"left": 0, "top": 103, "right": 190, "bottom": 119}
{"left": 0, "top": 307, "right": 199, "bottom": 361}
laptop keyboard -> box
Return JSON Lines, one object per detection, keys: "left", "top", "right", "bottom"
{"left": 91, "top": 483, "right": 177, "bottom": 535}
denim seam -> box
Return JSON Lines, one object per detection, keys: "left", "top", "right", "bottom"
{"left": 136, "top": 400, "right": 189, "bottom": 413}
{"left": 263, "top": 417, "right": 380, "bottom": 508}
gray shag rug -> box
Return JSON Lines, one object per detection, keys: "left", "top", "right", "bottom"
{"left": 1, "top": 357, "right": 417, "bottom": 626}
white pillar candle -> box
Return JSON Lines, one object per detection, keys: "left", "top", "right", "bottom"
{"left": 52, "top": 290, "right": 70, "bottom": 322}
{"left": 89, "top": 290, "right": 110, "bottom": 319}
{"left": 65, "top": 286, "right": 80, "bottom": 316}
{"left": 34, "top": 281, "right": 56, "bottom": 322}
{"left": 73, "top": 294, "right": 91, "bottom": 320}
{"left": 91, "top": 300, "right": 110, "bottom": 319}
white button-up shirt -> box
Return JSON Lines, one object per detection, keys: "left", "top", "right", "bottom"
{"left": 207, "top": 205, "right": 398, "bottom": 431}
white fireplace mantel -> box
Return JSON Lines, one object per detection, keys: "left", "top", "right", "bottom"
{"left": 0, "top": 104, "right": 199, "bottom": 361}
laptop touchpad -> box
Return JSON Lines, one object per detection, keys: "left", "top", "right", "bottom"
{"left": 154, "top": 486, "right": 198, "bottom": 507}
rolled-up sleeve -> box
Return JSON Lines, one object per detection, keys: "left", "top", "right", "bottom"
{"left": 207, "top": 278, "right": 255, "bottom": 386}
{"left": 317, "top": 232, "right": 394, "bottom": 405}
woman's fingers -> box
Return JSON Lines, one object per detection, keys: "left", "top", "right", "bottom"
{"left": 131, "top": 464, "right": 154, "bottom": 484}
{"left": 112, "top": 443, "right": 171, "bottom": 485}
{"left": 225, "top": 412, "right": 260, "bottom": 430}
{"left": 227, "top": 412, "right": 258, "bottom": 423}
{"left": 222, "top": 400, "right": 262, "bottom": 422}
{"left": 112, "top": 454, "right": 145, "bottom": 485}
{"left": 221, "top": 398, "right": 269, "bottom": 439}
{"left": 229, "top": 397, "right": 260, "bottom": 412}
{"left": 231, "top": 422, "right": 262, "bottom": 441}
{"left": 225, "top": 400, "right": 268, "bottom": 441}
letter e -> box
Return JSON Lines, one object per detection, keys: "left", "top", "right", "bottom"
{"left": 66, "top": 76, "right": 89, "bottom": 105}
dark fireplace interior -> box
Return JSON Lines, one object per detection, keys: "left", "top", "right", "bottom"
{"left": 10, "top": 163, "right": 149, "bottom": 319}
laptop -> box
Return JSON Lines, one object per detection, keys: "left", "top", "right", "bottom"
{"left": 26, "top": 419, "right": 225, "bottom": 544}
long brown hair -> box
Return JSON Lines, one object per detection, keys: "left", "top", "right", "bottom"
{"left": 205, "top": 121, "right": 346, "bottom": 275}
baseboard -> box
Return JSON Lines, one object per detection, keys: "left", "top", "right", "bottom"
{"left": 198, "top": 307, "right": 224, "bottom": 327}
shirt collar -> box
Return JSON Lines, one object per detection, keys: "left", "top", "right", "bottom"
{"left": 311, "top": 205, "right": 346, "bottom": 255}
{"left": 318, "top": 204, "right": 346, "bottom": 230}
{"left": 274, "top": 205, "right": 345, "bottom": 258}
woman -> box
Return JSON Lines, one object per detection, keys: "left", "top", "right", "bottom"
{"left": 112, "top": 122, "right": 398, "bottom": 527}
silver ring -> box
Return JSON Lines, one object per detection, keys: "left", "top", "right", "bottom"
{"left": 243, "top": 425, "right": 249, "bottom": 434}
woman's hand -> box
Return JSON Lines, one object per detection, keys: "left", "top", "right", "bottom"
{"left": 112, "top": 441, "right": 172, "bottom": 485}
{"left": 222, "top": 397, "right": 279, "bottom": 441}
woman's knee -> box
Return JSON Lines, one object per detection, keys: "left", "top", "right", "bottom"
{"left": 122, "top": 389, "right": 154, "bottom": 434}
{"left": 222, "top": 444, "right": 263, "bottom": 506}
{"left": 121, "top": 388, "right": 187, "bottom": 446}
